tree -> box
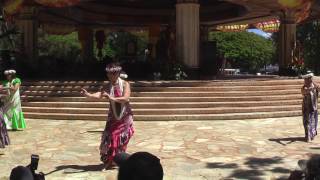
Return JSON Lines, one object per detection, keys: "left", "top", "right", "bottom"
{"left": 105, "top": 31, "right": 148, "bottom": 59}
{"left": 296, "top": 20, "right": 320, "bottom": 74}
{"left": 0, "top": 16, "right": 21, "bottom": 76}
{"left": 38, "top": 31, "right": 81, "bottom": 60}
{"left": 0, "top": 17, "right": 19, "bottom": 51}
{"left": 209, "top": 31, "right": 276, "bottom": 73}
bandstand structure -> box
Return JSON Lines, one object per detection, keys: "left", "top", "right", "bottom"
{"left": 2, "top": 0, "right": 320, "bottom": 75}
{"left": 2, "top": 0, "right": 320, "bottom": 121}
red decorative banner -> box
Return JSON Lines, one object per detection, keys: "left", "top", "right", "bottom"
{"left": 254, "top": 19, "right": 280, "bottom": 33}
{"left": 34, "top": 0, "right": 80, "bottom": 7}
{"left": 216, "top": 24, "right": 249, "bottom": 32}
{"left": 215, "top": 19, "right": 281, "bottom": 33}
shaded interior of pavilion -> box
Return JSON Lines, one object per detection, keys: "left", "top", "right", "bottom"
{"left": 1, "top": 0, "right": 320, "bottom": 79}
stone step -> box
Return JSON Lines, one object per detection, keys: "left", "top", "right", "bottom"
{"left": 21, "top": 95, "right": 301, "bottom": 102}
{"left": 21, "top": 89, "right": 300, "bottom": 97}
{"left": 20, "top": 85, "right": 303, "bottom": 92}
{"left": 22, "top": 105, "right": 301, "bottom": 115}
{"left": 22, "top": 100, "right": 302, "bottom": 108}
{"left": 24, "top": 110, "right": 301, "bottom": 121}
{"left": 19, "top": 79, "right": 311, "bottom": 121}
{"left": 23, "top": 79, "right": 308, "bottom": 87}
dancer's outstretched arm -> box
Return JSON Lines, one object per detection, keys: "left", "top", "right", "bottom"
{"left": 81, "top": 88, "right": 102, "bottom": 99}
{"left": 0, "top": 84, "right": 10, "bottom": 90}
{"left": 301, "top": 86, "right": 312, "bottom": 95}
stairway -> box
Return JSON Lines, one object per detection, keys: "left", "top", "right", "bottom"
{"left": 20, "top": 78, "right": 312, "bottom": 121}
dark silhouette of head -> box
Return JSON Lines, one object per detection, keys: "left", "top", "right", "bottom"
{"left": 118, "top": 152, "right": 163, "bottom": 180}
{"left": 305, "top": 154, "right": 320, "bottom": 180}
{"left": 295, "top": 154, "right": 320, "bottom": 180}
{"left": 10, "top": 166, "right": 34, "bottom": 180}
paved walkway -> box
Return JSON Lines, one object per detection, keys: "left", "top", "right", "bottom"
{"left": 0, "top": 118, "right": 319, "bottom": 180}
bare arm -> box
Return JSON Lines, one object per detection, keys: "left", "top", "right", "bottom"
{"left": 103, "top": 81, "right": 131, "bottom": 103}
{"left": 0, "top": 84, "right": 8, "bottom": 90}
{"left": 81, "top": 88, "right": 103, "bottom": 99}
{"left": 314, "top": 83, "right": 320, "bottom": 92}
{"left": 301, "top": 84, "right": 318, "bottom": 95}
{"left": 10, "top": 83, "right": 20, "bottom": 92}
{"left": 302, "top": 86, "right": 311, "bottom": 96}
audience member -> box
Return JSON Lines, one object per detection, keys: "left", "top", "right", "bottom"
{"left": 288, "top": 154, "right": 320, "bottom": 180}
{"left": 118, "top": 152, "right": 163, "bottom": 180}
{"left": 10, "top": 166, "right": 33, "bottom": 180}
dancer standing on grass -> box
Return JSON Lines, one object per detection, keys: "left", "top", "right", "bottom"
{"left": 0, "top": 70, "right": 26, "bottom": 130}
{"left": 301, "top": 72, "right": 319, "bottom": 142}
{"left": 81, "top": 63, "right": 134, "bottom": 170}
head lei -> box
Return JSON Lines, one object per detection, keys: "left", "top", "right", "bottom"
{"left": 302, "top": 72, "right": 314, "bottom": 79}
{"left": 105, "top": 64, "right": 122, "bottom": 73}
{"left": 4, "top": 69, "right": 16, "bottom": 75}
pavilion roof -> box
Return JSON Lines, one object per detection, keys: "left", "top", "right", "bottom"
{"left": 2, "top": 0, "right": 320, "bottom": 33}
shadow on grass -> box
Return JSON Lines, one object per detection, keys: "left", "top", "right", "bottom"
{"left": 268, "top": 137, "right": 306, "bottom": 146}
{"left": 206, "top": 156, "right": 292, "bottom": 179}
{"left": 45, "top": 164, "right": 106, "bottom": 175}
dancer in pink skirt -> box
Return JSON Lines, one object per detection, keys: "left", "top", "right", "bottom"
{"left": 81, "top": 63, "right": 134, "bottom": 169}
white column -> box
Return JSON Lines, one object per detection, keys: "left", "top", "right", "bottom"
{"left": 176, "top": 0, "right": 200, "bottom": 69}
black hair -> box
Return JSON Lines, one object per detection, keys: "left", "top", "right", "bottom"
{"left": 10, "top": 166, "right": 34, "bottom": 180}
{"left": 305, "top": 155, "right": 320, "bottom": 180}
{"left": 118, "top": 152, "right": 163, "bottom": 180}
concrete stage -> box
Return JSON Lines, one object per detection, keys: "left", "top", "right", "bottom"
{"left": 0, "top": 117, "right": 319, "bottom": 179}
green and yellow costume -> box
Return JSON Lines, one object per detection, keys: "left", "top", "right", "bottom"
{"left": 2, "top": 77, "right": 26, "bottom": 130}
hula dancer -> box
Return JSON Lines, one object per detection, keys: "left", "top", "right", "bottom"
{"left": 0, "top": 105, "right": 10, "bottom": 149}
{"left": 81, "top": 63, "right": 134, "bottom": 169}
{"left": 301, "top": 72, "right": 319, "bottom": 142}
{"left": 0, "top": 70, "right": 26, "bottom": 130}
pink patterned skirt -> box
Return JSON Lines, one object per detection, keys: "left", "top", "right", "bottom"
{"left": 100, "top": 114, "right": 134, "bottom": 164}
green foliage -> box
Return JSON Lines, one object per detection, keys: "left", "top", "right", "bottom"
{"left": 36, "top": 31, "right": 83, "bottom": 78}
{"left": 38, "top": 31, "right": 81, "bottom": 61}
{"left": 160, "top": 61, "right": 188, "bottom": 80}
{"left": 209, "top": 31, "right": 275, "bottom": 73}
{"left": 93, "top": 31, "right": 148, "bottom": 60}
{"left": 297, "top": 21, "right": 320, "bottom": 75}
{"left": 0, "top": 19, "right": 21, "bottom": 77}
{"left": 0, "top": 20, "right": 19, "bottom": 51}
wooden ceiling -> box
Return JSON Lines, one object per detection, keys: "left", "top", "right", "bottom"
{"left": 31, "top": 0, "right": 320, "bottom": 27}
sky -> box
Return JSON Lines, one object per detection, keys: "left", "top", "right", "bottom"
{"left": 247, "top": 29, "right": 272, "bottom": 39}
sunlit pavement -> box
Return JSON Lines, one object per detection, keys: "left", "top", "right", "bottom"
{"left": 0, "top": 117, "right": 319, "bottom": 180}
